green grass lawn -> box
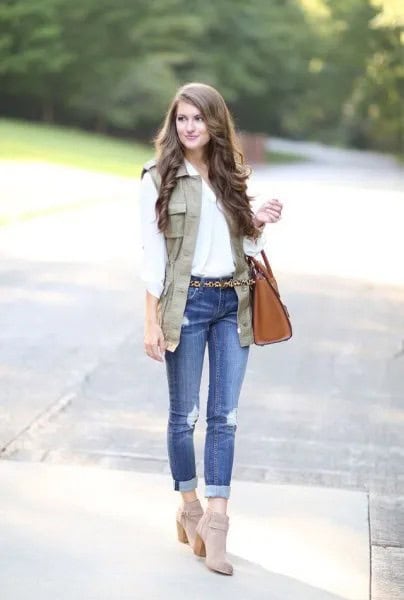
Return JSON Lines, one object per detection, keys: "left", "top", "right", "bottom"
{"left": 264, "top": 149, "right": 306, "bottom": 164}
{"left": 0, "top": 119, "right": 153, "bottom": 177}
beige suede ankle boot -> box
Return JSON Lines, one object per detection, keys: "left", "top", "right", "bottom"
{"left": 193, "top": 507, "right": 233, "bottom": 575}
{"left": 176, "top": 499, "right": 204, "bottom": 550}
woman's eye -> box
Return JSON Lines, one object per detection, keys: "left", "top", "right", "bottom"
{"left": 177, "top": 116, "right": 203, "bottom": 122}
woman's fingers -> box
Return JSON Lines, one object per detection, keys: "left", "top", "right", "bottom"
{"left": 266, "top": 208, "right": 281, "bottom": 217}
{"left": 144, "top": 323, "right": 166, "bottom": 362}
{"left": 145, "top": 341, "right": 164, "bottom": 362}
{"left": 269, "top": 207, "right": 282, "bottom": 215}
{"left": 266, "top": 201, "right": 282, "bottom": 212}
{"left": 158, "top": 333, "right": 167, "bottom": 358}
{"left": 259, "top": 207, "right": 282, "bottom": 222}
{"left": 263, "top": 200, "right": 283, "bottom": 222}
{"left": 257, "top": 199, "right": 283, "bottom": 222}
{"left": 152, "top": 343, "right": 161, "bottom": 361}
{"left": 144, "top": 344, "right": 154, "bottom": 359}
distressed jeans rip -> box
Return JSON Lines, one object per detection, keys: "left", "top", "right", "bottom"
{"left": 186, "top": 404, "right": 199, "bottom": 428}
{"left": 226, "top": 407, "right": 238, "bottom": 426}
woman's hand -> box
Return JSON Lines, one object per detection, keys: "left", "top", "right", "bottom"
{"left": 253, "top": 198, "right": 283, "bottom": 227}
{"left": 144, "top": 320, "right": 167, "bottom": 362}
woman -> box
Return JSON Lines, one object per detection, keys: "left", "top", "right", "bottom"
{"left": 139, "top": 82, "right": 282, "bottom": 575}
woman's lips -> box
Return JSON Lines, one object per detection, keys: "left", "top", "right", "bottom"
{"left": 185, "top": 136, "right": 198, "bottom": 140}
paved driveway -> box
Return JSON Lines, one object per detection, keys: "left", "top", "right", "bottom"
{"left": 0, "top": 148, "right": 403, "bottom": 598}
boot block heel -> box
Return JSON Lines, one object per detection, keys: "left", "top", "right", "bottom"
{"left": 193, "top": 532, "right": 206, "bottom": 557}
{"left": 176, "top": 520, "right": 189, "bottom": 543}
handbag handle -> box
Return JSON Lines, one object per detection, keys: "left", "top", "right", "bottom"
{"left": 246, "top": 250, "right": 273, "bottom": 278}
{"left": 245, "top": 250, "right": 280, "bottom": 296}
{"left": 259, "top": 250, "right": 274, "bottom": 279}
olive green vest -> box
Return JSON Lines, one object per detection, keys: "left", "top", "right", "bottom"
{"left": 141, "top": 157, "right": 254, "bottom": 352}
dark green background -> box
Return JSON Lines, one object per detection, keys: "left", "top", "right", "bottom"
{"left": 0, "top": 0, "right": 402, "bottom": 153}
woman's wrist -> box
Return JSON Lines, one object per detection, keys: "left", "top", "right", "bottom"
{"left": 253, "top": 215, "right": 265, "bottom": 229}
{"left": 145, "top": 290, "right": 160, "bottom": 325}
{"left": 145, "top": 315, "right": 159, "bottom": 325}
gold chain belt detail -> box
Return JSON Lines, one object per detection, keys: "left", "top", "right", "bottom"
{"left": 189, "top": 278, "right": 255, "bottom": 288}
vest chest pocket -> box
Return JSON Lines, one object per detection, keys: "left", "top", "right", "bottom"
{"left": 166, "top": 202, "right": 186, "bottom": 237}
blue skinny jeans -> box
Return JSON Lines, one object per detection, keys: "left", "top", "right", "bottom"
{"left": 165, "top": 274, "right": 250, "bottom": 499}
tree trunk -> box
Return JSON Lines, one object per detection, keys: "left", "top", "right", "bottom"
{"left": 95, "top": 114, "right": 107, "bottom": 134}
{"left": 42, "top": 99, "right": 54, "bottom": 123}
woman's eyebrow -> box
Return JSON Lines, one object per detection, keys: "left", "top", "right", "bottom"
{"left": 177, "top": 113, "right": 202, "bottom": 117}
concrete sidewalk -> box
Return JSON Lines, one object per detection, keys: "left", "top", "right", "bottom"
{"left": 0, "top": 459, "right": 369, "bottom": 600}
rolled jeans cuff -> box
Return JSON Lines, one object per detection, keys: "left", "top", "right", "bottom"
{"left": 174, "top": 476, "right": 198, "bottom": 492}
{"left": 205, "top": 485, "right": 231, "bottom": 499}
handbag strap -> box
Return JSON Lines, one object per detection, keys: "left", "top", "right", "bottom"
{"left": 245, "top": 250, "right": 280, "bottom": 296}
{"left": 259, "top": 250, "right": 274, "bottom": 279}
{"left": 246, "top": 250, "right": 273, "bottom": 278}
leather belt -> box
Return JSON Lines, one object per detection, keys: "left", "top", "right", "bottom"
{"left": 189, "top": 278, "right": 255, "bottom": 288}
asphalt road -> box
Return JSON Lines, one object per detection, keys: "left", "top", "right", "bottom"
{"left": 1, "top": 147, "right": 403, "bottom": 598}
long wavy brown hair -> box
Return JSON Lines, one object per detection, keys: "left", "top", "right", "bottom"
{"left": 152, "top": 82, "right": 260, "bottom": 240}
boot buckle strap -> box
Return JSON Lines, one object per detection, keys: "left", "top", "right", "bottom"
{"left": 209, "top": 521, "right": 228, "bottom": 531}
{"left": 183, "top": 509, "right": 203, "bottom": 518}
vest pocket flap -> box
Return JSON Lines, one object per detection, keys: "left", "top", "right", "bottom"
{"left": 168, "top": 202, "right": 186, "bottom": 215}
{"left": 166, "top": 202, "right": 186, "bottom": 237}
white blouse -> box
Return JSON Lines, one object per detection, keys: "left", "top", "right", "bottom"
{"left": 139, "top": 158, "right": 267, "bottom": 298}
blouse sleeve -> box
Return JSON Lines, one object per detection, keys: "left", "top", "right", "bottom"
{"left": 243, "top": 225, "right": 267, "bottom": 256}
{"left": 138, "top": 171, "right": 167, "bottom": 299}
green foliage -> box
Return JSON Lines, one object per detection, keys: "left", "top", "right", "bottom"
{"left": 344, "top": 11, "right": 404, "bottom": 151}
{"left": 0, "top": 0, "right": 402, "bottom": 152}
{"left": 0, "top": 0, "right": 72, "bottom": 110}
{"left": 59, "top": 0, "right": 203, "bottom": 129}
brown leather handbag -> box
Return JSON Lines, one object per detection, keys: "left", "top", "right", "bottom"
{"left": 245, "top": 250, "right": 292, "bottom": 345}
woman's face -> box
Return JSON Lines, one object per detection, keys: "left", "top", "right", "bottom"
{"left": 175, "top": 100, "right": 210, "bottom": 154}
